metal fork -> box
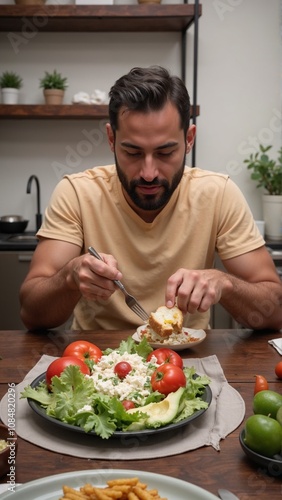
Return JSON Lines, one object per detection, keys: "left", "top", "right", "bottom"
{"left": 88, "top": 246, "right": 149, "bottom": 323}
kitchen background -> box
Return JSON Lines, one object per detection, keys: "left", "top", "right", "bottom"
{"left": 0, "top": 0, "right": 281, "bottom": 328}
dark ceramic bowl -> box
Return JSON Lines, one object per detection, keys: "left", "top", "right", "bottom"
{"left": 239, "top": 429, "right": 282, "bottom": 476}
{"left": 0, "top": 219, "right": 29, "bottom": 234}
{"left": 0, "top": 424, "right": 18, "bottom": 477}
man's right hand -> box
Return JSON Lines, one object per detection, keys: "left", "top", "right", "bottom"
{"left": 69, "top": 252, "right": 123, "bottom": 301}
{"left": 19, "top": 238, "right": 122, "bottom": 330}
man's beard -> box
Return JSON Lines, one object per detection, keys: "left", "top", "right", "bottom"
{"left": 115, "top": 153, "right": 186, "bottom": 211}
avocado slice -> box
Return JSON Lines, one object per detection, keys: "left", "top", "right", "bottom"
{"left": 127, "top": 386, "right": 185, "bottom": 429}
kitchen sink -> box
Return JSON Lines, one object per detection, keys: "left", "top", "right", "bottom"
{"left": 7, "top": 234, "right": 38, "bottom": 242}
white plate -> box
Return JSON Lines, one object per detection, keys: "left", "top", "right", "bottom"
{"left": 0, "top": 469, "right": 218, "bottom": 499}
{"left": 133, "top": 327, "right": 206, "bottom": 351}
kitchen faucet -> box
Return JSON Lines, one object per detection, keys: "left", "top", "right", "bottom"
{"left": 26, "top": 175, "right": 42, "bottom": 232}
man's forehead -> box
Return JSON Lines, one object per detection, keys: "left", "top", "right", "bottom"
{"left": 116, "top": 104, "right": 182, "bottom": 135}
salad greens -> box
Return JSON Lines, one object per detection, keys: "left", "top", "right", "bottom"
{"left": 21, "top": 337, "right": 211, "bottom": 439}
{"left": 103, "top": 335, "right": 153, "bottom": 358}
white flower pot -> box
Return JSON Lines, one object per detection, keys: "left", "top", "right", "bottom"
{"left": 1, "top": 88, "right": 20, "bottom": 105}
{"left": 263, "top": 194, "right": 282, "bottom": 241}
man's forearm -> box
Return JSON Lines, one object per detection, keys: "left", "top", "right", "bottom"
{"left": 220, "top": 276, "right": 282, "bottom": 330}
{"left": 20, "top": 269, "right": 81, "bottom": 331}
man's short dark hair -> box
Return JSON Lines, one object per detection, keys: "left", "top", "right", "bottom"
{"left": 108, "top": 66, "right": 191, "bottom": 136}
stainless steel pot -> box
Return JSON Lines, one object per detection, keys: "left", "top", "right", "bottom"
{"left": 0, "top": 215, "right": 29, "bottom": 234}
{"left": 0, "top": 215, "right": 24, "bottom": 222}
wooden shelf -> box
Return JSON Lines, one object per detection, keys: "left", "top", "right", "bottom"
{"left": 0, "top": 3, "right": 201, "bottom": 129}
{"left": 0, "top": 104, "right": 199, "bottom": 119}
{"left": 0, "top": 4, "right": 201, "bottom": 33}
{"left": 0, "top": 104, "right": 109, "bottom": 119}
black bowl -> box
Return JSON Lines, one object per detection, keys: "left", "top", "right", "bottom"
{"left": 239, "top": 429, "right": 282, "bottom": 476}
{"left": 0, "top": 220, "right": 29, "bottom": 234}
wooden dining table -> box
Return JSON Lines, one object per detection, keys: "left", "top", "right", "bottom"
{"left": 0, "top": 328, "right": 281, "bottom": 499}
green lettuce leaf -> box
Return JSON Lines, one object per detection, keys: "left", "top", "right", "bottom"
{"left": 110, "top": 335, "right": 153, "bottom": 359}
{"left": 173, "top": 397, "right": 209, "bottom": 422}
{"left": 183, "top": 367, "right": 211, "bottom": 399}
{"left": 20, "top": 382, "right": 52, "bottom": 407}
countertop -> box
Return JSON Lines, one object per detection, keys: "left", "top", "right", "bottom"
{"left": 0, "top": 233, "right": 281, "bottom": 255}
{"left": 0, "top": 231, "right": 38, "bottom": 251}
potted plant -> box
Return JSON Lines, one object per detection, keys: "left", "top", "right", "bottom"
{"left": 0, "top": 71, "right": 22, "bottom": 104}
{"left": 39, "top": 69, "right": 68, "bottom": 105}
{"left": 244, "top": 144, "right": 282, "bottom": 240}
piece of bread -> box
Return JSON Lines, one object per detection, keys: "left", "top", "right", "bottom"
{"left": 148, "top": 305, "right": 183, "bottom": 339}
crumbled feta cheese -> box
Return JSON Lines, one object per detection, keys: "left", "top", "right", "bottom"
{"left": 77, "top": 404, "right": 93, "bottom": 413}
{"left": 89, "top": 351, "right": 159, "bottom": 405}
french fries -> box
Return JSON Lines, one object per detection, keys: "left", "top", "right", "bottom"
{"left": 59, "top": 477, "right": 168, "bottom": 500}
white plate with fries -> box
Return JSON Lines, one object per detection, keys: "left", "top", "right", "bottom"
{"left": 0, "top": 469, "right": 219, "bottom": 499}
{"left": 133, "top": 327, "right": 206, "bottom": 351}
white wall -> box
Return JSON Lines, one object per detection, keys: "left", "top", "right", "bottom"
{"left": 0, "top": 0, "right": 281, "bottom": 229}
{"left": 195, "top": 0, "right": 281, "bottom": 219}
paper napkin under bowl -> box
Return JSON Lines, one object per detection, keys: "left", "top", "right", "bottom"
{"left": 268, "top": 338, "right": 282, "bottom": 355}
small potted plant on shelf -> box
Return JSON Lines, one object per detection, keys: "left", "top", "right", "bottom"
{"left": 39, "top": 69, "right": 68, "bottom": 105}
{"left": 244, "top": 144, "right": 282, "bottom": 240}
{"left": 0, "top": 71, "right": 23, "bottom": 104}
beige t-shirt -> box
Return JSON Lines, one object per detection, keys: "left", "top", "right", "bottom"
{"left": 38, "top": 165, "right": 264, "bottom": 330}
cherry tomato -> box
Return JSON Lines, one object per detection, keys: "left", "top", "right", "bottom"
{"left": 114, "top": 361, "right": 132, "bottom": 379}
{"left": 46, "top": 356, "right": 90, "bottom": 389}
{"left": 147, "top": 348, "right": 183, "bottom": 369}
{"left": 122, "top": 400, "right": 136, "bottom": 410}
{"left": 254, "top": 374, "right": 269, "bottom": 395}
{"left": 275, "top": 361, "right": 282, "bottom": 379}
{"left": 151, "top": 363, "right": 186, "bottom": 395}
{"left": 63, "top": 340, "right": 102, "bottom": 364}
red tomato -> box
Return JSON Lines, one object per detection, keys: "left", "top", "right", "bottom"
{"left": 114, "top": 361, "right": 132, "bottom": 379}
{"left": 254, "top": 374, "right": 269, "bottom": 395}
{"left": 63, "top": 340, "right": 102, "bottom": 364}
{"left": 122, "top": 400, "right": 136, "bottom": 410}
{"left": 151, "top": 363, "right": 186, "bottom": 395}
{"left": 275, "top": 361, "right": 282, "bottom": 379}
{"left": 46, "top": 356, "right": 90, "bottom": 388}
{"left": 147, "top": 348, "right": 183, "bottom": 369}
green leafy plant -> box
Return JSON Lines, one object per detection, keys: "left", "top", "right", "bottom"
{"left": 0, "top": 71, "right": 22, "bottom": 89}
{"left": 244, "top": 144, "right": 282, "bottom": 196}
{"left": 39, "top": 69, "right": 68, "bottom": 90}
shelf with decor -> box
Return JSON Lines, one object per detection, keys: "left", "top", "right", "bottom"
{"left": 0, "top": 104, "right": 199, "bottom": 119}
{"left": 0, "top": 4, "right": 201, "bottom": 33}
{"left": 0, "top": 2, "right": 201, "bottom": 163}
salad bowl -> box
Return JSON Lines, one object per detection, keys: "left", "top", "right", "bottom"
{"left": 27, "top": 371, "right": 212, "bottom": 439}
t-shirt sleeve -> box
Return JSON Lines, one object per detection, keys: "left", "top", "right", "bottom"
{"left": 37, "top": 177, "right": 83, "bottom": 247}
{"left": 216, "top": 178, "right": 265, "bottom": 260}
